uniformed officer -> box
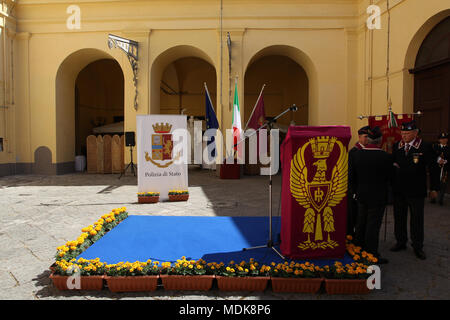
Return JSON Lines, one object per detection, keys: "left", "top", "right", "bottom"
{"left": 390, "top": 121, "right": 434, "bottom": 260}
{"left": 430, "top": 133, "right": 449, "bottom": 205}
{"left": 347, "top": 126, "right": 370, "bottom": 236}
{"left": 349, "top": 126, "right": 392, "bottom": 263}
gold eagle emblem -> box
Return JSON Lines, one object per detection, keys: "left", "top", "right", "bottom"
{"left": 290, "top": 136, "right": 348, "bottom": 250}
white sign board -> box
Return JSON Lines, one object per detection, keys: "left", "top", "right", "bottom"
{"left": 137, "top": 115, "right": 188, "bottom": 201}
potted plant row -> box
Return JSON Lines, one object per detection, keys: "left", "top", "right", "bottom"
{"left": 137, "top": 192, "right": 160, "bottom": 203}
{"left": 269, "top": 261, "right": 323, "bottom": 293}
{"left": 105, "top": 260, "right": 160, "bottom": 292}
{"left": 322, "top": 262, "right": 371, "bottom": 295}
{"left": 215, "top": 259, "right": 270, "bottom": 292}
{"left": 50, "top": 258, "right": 105, "bottom": 291}
{"left": 168, "top": 189, "right": 189, "bottom": 202}
{"left": 322, "top": 237, "right": 379, "bottom": 295}
{"left": 50, "top": 215, "right": 377, "bottom": 295}
{"left": 159, "top": 258, "right": 214, "bottom": 291}
{"left": 50, "top": 207, "right": 129, "bottom": 289}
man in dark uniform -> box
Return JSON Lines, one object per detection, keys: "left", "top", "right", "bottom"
{"left": 349, "top": 127, "right": 391, "bottom": 264}
{"left": 430, "top": 133, "right": 449, "bottom": 206}
{"left": 347, "top": 126, "right": 370, "bottom": 236}
{"left": 391, "top": 121, "right": 434, "bottom": 260}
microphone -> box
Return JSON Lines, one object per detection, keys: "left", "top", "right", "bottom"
{"left": 290, "top": 104, "right": 298, "bottom": 112}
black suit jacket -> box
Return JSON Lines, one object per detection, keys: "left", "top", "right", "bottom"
{"left": 392, "top": 138, "right": 434, "bottom": 198}
{"left": 348, "top": 143, "right": 364, "bottom": 196}
{"left": 432, "top": 144, "right": 449, "bottom": 171}
{"left": 349, "top": 147, "right": 393, "bottom": 206}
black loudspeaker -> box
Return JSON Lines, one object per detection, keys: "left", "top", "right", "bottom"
{"left": 125, "top": 131, "right": 135, "bottom": 147}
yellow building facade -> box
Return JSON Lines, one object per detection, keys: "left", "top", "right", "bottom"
{"left": 0, "top": 0, "right": 448, "bottom": 175}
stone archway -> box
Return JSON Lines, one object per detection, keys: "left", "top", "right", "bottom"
{"left": 406, "top": 14, "right": 450, "bottom": 142}
{"left": 244, "top": 45, "right": 318, "bottom": 126}
{"left": 244, "top": 55, "right": 309, "bottom": 129}
{"left": 160, "top": 57, "right": 217, "bottom": 120}
{"left": 403, "top": 10, "right": 450, "bottom": 115}
{"left": 55, "top": 48, "right": 125, "bottom": 172}
{"left": 150, "top": 45, "right": 217, "bottom": 115}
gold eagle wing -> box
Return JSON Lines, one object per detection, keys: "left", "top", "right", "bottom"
{"left": 290, "top": 143, "right": 311, "bottom": 209}
{"left": 327, "top": 140, "right": 348, "bottom": 207}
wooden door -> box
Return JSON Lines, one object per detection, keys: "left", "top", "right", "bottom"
{"left": 414, "top": 62, "right": 450, "bottom": 143}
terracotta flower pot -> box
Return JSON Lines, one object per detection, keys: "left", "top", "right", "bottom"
{"left": 216, "top": 276, "right": 269, "bottom": 292}
{"left": 138, "top": 196, "right": 159, "bottom": 204}
{"left": 168, "top": 194, "right": 189, "bottom": 202}
{"left": 160, "top": 275, "right": 214, "bottom": 291}
{"left": 49, "top": 273, "right": 104, "bottom": 291}
{"left": 106, "top": 275, "right": 159, "bottom": 292}
{"left": 271, "top": 277, "right": 323, "bottom": 293}
{"left": 324, "top": 279, "right": 370, "bottom": 295}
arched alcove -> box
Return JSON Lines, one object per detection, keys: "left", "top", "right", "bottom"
{"left": 244, "top": 45, "right": 318, "bottom": 126}
{"left": 244, "top": 55, "right": 308, "bottom": 128}
{"left": 160, "top": 57, "right": 217, "bottom": 120}
{"left": 150, "top": 45, "right": 217, "bottom": 115}
{"left": 55, "top": 48, "right": 125, "bottom": 166}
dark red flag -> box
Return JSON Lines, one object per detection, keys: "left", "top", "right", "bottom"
{"left": 368, "top": 114, "right": 413, "bottom": 154}
{"left": 247, "top": 94, "right": 266, "bottom": 130}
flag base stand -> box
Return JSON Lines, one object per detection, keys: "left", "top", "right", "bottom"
{"left": 219, "top": 162, "right": 241, "bottom": 179}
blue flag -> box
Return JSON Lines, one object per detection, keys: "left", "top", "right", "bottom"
{"left": 205, "top": 84, "right": 219, "bottom": 159}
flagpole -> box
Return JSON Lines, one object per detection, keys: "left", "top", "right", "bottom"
{"left": 357, "top": 111, "right": 421, "bottom": 120}
{"left": 244, "top": 84, "right": 266, "bottom": 131}
{"left": 204, "top": 82, "right": 214, "bottom": 109}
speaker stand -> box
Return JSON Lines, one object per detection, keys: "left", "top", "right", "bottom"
{"left": 119, "top": 146, "right": 136, "bottom": 179}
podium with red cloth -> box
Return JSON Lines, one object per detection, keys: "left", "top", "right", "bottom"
{"left": 280, "top": 126, "right": 351, "bottom": 259}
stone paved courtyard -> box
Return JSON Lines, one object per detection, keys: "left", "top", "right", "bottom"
{"left": 0, "top": 167, "right": 449, "bottom": 300}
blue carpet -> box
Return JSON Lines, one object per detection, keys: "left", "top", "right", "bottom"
{"left": 78, "top": 215, "right": 353, "bottom": 266}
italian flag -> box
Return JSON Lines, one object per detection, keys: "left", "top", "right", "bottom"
{"left": 387, "top": 109, "right": 398, "bottom": 129}
{"left": 232, "top": 80, "right": 242, "bottom": 157}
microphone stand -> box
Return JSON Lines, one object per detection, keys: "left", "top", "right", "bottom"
{"left": 239, "top": 105, "right": 298, "bottom": 260}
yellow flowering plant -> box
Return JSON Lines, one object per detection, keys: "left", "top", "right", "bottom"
{"left": 269, "top": 261, "right": 322, "bottom": 278}
{"left": 105, "top": 260, "right": 160, "bottom": 276}
{"left": 55, "top": 207, "right": 128, "bottom": 261}
{"left": 323, "top": 261, "right": 370, "bottom": 280}
{"left": 345, "top": 236, "right": 379, "bottom": 265}
{"left": 317, "top": 235, "right": 376, "bottom": 280}
{"left": 168, "top": 189, "right": 189, "bottom": 195}
{"left": 216, "top": 259, "right": 271, "bottom": 277}
{"left": 137, "top": 192, "right": 159, "bottom": 197}
{"left": 54, "top": 258, "right": 106, "bottom": 276}
{"left": 160, "top": 257, "right": 214, "bottom": 276}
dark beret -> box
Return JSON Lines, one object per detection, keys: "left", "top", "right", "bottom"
{"left": 358, "top": 126, "right": 370, "bottom": 135}
{"left": 368, "top": 126, "right": 382, "bottom": 140}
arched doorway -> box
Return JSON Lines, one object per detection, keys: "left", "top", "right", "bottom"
{"left": 55, "top": 49, "right": 125, "bottom": 171}
{"left": 409, "top": 16, "right": 450, "bottom": 142}
{"left": 160, "top": 57, "right": 217, "bottom": 121}
{"left": 75, "top": 59, "right": 124, "bottom": 157}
